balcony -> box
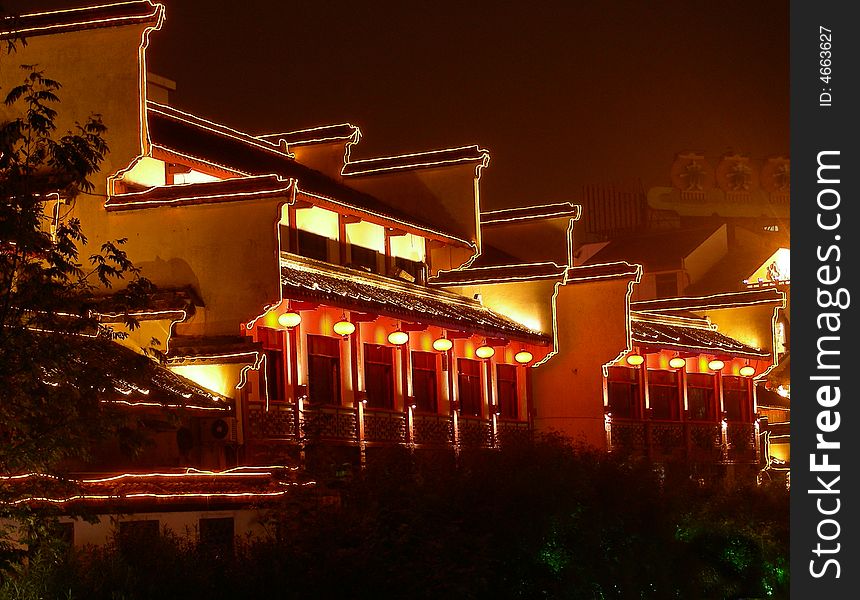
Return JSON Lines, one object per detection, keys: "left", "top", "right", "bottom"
{"left": 244, "top": 403, "right": 530, "bottom": 451}
{"left": 609, "top": 420, "right": 758, "bottom": 464}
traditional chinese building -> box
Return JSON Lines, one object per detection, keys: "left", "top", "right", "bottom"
{"left": 1, "top": 1, "right": 787, "bottom": 544}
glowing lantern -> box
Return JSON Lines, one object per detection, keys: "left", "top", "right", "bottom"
{"left": 388, "top": 330, "right": 409, "bottom": 345}
{"left": 626, "top": 354, "right": 644, "bottom": 366}
{"left": 708, "top": 359, "right": 725, "bottom": 371}
{"left": 432, "top": 337, "right": 453, "bottom": 352}
{"left": 668, "top": 357, "right": 686, "bottom": 369}
{"left": 333, "top": 317, "right": 356, "bottom": 337}
{"left": 739, "top": 365, "right": 756, "bottom": 377}
{"left": 475, "top": 344, "right": 495, "bottom": 359}
{"left": 514, "top": 350, "right": 534, "bottom": 364}
{"left": 278, "top": 311, "right": 302, "bottom": 328}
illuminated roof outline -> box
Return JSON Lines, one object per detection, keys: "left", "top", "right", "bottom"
{"left": 279, "top": 253, "right": 551, "bottom": 344}
{"left": 0, "top": 1, "right": 163, "bottom": 39}
{"left": 342, "top": 146, "right": 490, "bottom": 177}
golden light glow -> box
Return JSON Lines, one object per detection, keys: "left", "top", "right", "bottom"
{"left": 278, "top": 312, "right": 302, "bottom": 328}
{"left": 333, "top": 319, "right": 356, "bottom": 337}
{"left": 514, "top": 350, "right": 534, "bottom": 364}
{"left": 626, "top": 354, "right": 644, "bottom": 366}
{"left": 739, "top": 365, "right": 756, "bottom": 377}
{"left": 669, "top": 357, "right": 687, "bottom": 369}
{"left": 388, "top": 330, "right": 409, "bottom": 345}
{"left": 476, "top": 344, "right": 495, "bottom": 359}
{"left": 432, "top": 337, "right": 453, "bottom": 352}
{"left": 708, "top": 359, "right": 725, "bottom": 371}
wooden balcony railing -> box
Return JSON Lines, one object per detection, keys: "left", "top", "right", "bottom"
{"left": 412, "top": 414, "right": 454, "bottom": 447}
{"left": 459, "top": 416, "right": 493, "bottom": 448}
{"left": 245, "top": 403, "right": 531, "bottom": 451}
{"left": 302, "top": 405, "right": 358, "bottom": 442}
{"left": 363, "top": 408, "right": 407, "bottom": 444}
{"left": 609, "top": 420, "right": 758, "bottom": 464}
{"left": 246, "top": 402, "right": 297, "bottom": 439}
{"left": 497, "top": 419, "right": 531, "bottom": 446}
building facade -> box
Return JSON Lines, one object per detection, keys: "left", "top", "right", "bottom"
{"left": 1, "top": 1, "right": 787, "bottom": 544}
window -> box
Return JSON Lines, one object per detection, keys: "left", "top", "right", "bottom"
{"left": 722, "top": 376, "right": 749, "bottom": 421}
{"left": 648, "top": 369, "right": 679, "bottom": 420}
{"left": 118, "top": 520, "right": 159, "bottom": 556}
{"left": 394, "top": 256, "right": 425, "bottom": 284}
{"left": 687, "top": 373, "right": 716, "bottom": 420}
{"left": 496, "top": 364, "right": 519, "bottom": 419}
{"left": 411, "top": 351, "right": 437, "bottom": 413}
{"left": 297, "top": 229, "right": 330, "bottom": 262}
{"left": 199, "top": 517, "right": 234, "bottom": 560}
{"left": 259, "top": 327, "right": 285, "bottom": 402}
{"left": 350, "top": 245, "right": 379, "bottom": 273}
{"left": 655, "top": 272, "right": 678, "bottom": 298}
{"left": 458, "top": 358, "right": 483, "bottom": 417}
{"left": 307, "top": 335, "right": 341, "bottom": 405}
{"left": 364, "top": 344, "right": 394, "bottom": 409}
{"left": 607, "top": 367, "right": 639, "bottom": 418}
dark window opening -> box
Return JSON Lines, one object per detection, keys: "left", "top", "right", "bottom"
{"left": 496, "top": 364, "right": 519, "bottom": 419}
{"left": 307, "top": 335, "right": 341, "bottom": 405}
{"left": 259, "top": 327, "right": 285, "bottom": 402}
{"left": 411, "top": 351, "right": 437, "bottom": 413}
{"left": 722, "top": 376, "right": 749, "bottom": 421}
{"left": 648, "top": 369, "right": 679, "bottom": 420}
{"left": 687, "top": 373, "right": 716, "bottom": 420}
{"left": 117, "top": 520, "right": 159, "bottom": 556}
{"left": 297, "top": 229, "right": 330, "bottom": 262}
{"left": 458, "top": 358, "right": 483, "bottom": 417}
{"left": 199, "top": 517, "right": 234, "bottom": 560}
{"left": 364, "top": 344, "right": 394, "bottom": 409}
{"left": 394, "top": 256, "right": 426, "bottom": 284}
{"left": 607, "top": 366, "right": 639, "bottom": 419}
{"left": 350, "top": 245, "right": 379, "bottom": 273}
{"left": 655, "top": 272, "right": 679, "bottom": 298}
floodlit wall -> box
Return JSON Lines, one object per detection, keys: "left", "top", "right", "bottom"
{"left": 0, "top": 23, "right": 154, "bottom": 245}
{"left": 290, "top": 141, "right": 352, "bottom": 179}
{"left": 443, "top": 280, "right": 557, "bottom": 336}
{"left": 106, "top": 196, "right": 289, "bottom": 337}
{"left": 59, "top": 509, "right": 267, "bottom": 547}
{"left": 683, "top": 225, "right": 728, "bottom": 287}
{"left": 347, "top": 164, "right": 482, "bottom": 246}
{"left": 531, "top": 277, "right": 634, "bottom": 449}
{"left": 696, "top": 304, "right": 781, "bottom": 359}
{"left": 481, "top": 220, "right": 572, "bottom": 266}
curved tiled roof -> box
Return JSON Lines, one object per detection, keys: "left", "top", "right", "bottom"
{"left": 60, "top": 336, "right": 233, "bottom": 413}
{"left": 342, "top": 146, "right": 489, "bottom": 176}
{"left": 630, "top": 319, "right": 768, "bottom": 358}
{"left": 258, "top": 123, "right": 360, "bottom": 146}
{"left": 1, "top": 1, "right": 162, "bottom": 39}
{"left": 145, "top": 103, "right": 466, "bottom": 242}
{"left": 280, "top": 254, "right": 550, "bottom": 344}
{"left": 429, "top": 262, "right": 566, "bottom": 286}
{"left": 630, "top": 288, "right": 785, "bottom": 312}
{"left": 481, "top": 202, "right": 580, "bottom": 225}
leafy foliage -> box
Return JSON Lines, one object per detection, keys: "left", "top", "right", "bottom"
{"left": 0, "top": 437, "right": 790, "bottom": 599}
{"left": 0, "top": 66, "right": 155, "bottom": 574}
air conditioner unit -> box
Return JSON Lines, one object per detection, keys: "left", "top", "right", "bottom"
{"left": 202, "top": 417, "right": 239, "bottom": 444}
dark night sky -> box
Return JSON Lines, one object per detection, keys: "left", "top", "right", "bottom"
{"left": 7, "top": 0, "right": 789, "bottom": 210}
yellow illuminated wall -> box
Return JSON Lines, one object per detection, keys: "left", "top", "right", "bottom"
{"left": 531, "top": 275, "right": 636, "bottom": 448}
{"left": 171, "top": 363, "right": 247, "bottom": 399}
{"left": 295, "top": 205, "right": 339, "bottom": 240}
{"left": 121, "top": 156, "right": 168, "bottom": 188}
{"left": 445, "top": 280, "right": 556, "bottom": 335}
{"left": 346, "top": 220, "right": 385, "bottom": 253}
{"left": 389, "top": 233, "right": 426, "bottom": 263}
{"left": 0, "top": 21, "right": 159, "bottom": 251}
{"left": 347, "top": 163, "right": 482, "bottom": 247}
